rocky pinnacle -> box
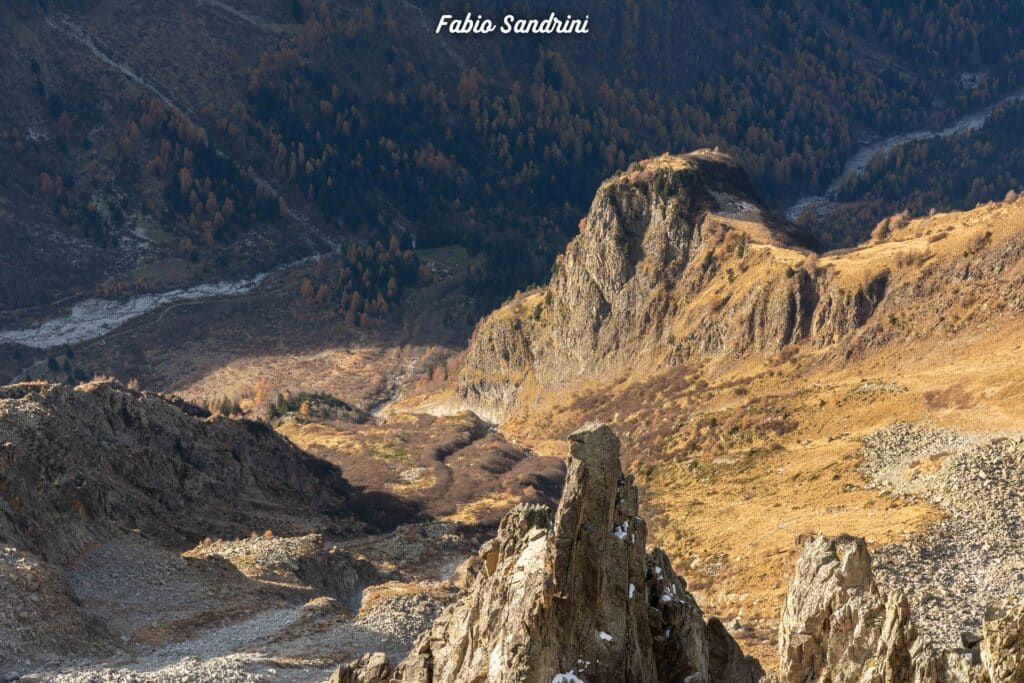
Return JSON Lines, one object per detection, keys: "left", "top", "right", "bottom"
{"left": 337, "top": 423, "right": 762, "bottom": 683}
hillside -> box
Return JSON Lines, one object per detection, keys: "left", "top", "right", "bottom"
{"left": 0, "top": 378, "right": 572, "bottom": 678}
{"left": 6, "top": 0, "right": 1024, "bottom": 315}
{"left": 452, "top": 150, "right": 1024, "bottom": 425}
{"left": 0, "top": 380, "right": 371, "bottom": 563}
{"left": 400, "top": 150, "right": 1024, "bottom": 662}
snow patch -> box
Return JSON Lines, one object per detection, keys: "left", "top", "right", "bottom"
{"left": 597, "top": 631, "right": 613, "bottom": 642}
{"left": 552, "top": 672, "right": 585, "bottom": 683}
{"left": 488, "top": 645, "right": 503, "bottom": 679}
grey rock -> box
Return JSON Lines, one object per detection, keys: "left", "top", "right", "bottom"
{"left": 391, "top": 423, "right": 762, "bottom": 683}
{"left": 779, "top": 534, "right": 1024, "bottom": 683}
{"left": 981, "top": 600, "right": 1024, "bottom": 682}
{"left": 331, "top": 652, "right": 392, "bottom": 683}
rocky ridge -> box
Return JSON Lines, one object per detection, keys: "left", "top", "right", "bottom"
{"left": 337, "top": 423, "right": 763, "bottom": 683}
{"left": 454, "top": 150, "right": 1024, "bottom": 423}
{"left": 778, "top": 534, "right": 1024, "bottom": 682}
{"left": 0, "top": 380, "right": 363, "bottom": 566}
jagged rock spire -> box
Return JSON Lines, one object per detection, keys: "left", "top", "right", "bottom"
{"left": 348, "top": 423, "right": 762, "bottom": 682}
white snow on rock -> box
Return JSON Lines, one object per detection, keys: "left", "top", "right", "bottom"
{"left": 552, "top": 672, "right": 585, "bottom": 683}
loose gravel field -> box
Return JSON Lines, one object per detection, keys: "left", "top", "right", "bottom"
{"left": 859, "top": 422, "right": 1024, "bottom": 649}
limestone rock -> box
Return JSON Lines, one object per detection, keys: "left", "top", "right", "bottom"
{"left": 981, "top": 600, "right": 1024, "bottom": 682}
{"left": 391, "top": 423, "right": 762, "bottom": 683}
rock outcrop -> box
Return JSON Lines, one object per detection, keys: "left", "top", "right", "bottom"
{"left": 182, "top": 533, "right": 386, "bottom": 610}
{"left": 778, "top": 534, "right": 1024, "bottom": 682}
{"left": 362, "top": 423, "right": 764, "bottom": 683}
{"left": 457, "top": 151, "right": 807, "bottom": 423}
{"left": 980, "top": 600, "right": 1024, "bottom": 681}
{"left": 454, "top": 151, "right": 1024, "bottom": 424}
{"left": 0, "top": 380, "right": 362, "bottom": 564}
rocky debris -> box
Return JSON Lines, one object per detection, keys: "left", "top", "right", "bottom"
{"left": 337, "top": 522, "right": 474, "bottom": 580}
{"left": 353, "top": 581, "right": 459, "bottom": 663}
{"left": 858, "top": 423, "right": 1024, "bottom": 649}
{"left": 0, "top": 545, "right": 113, "bottom": 676}
{"left": 0, "top": 380, "right": 362, "bottom": 565}
{"left": 778, "top": 534, "right": 1024, "bottom": 682}
{"left": 384, "top": 423, "right": 762, "bottom": 683}
{"left": 183, "top": 534, "right": 387, "bottom": 610}
{"left": 22, "top": 560, "right": 458, "bottom": 682}
{"left": 65, "top": 535, "right": 286, "bottom": 645}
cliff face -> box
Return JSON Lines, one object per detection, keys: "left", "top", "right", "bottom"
{"left": 456, "top": 151, "right": 829, "bottom": 422}
{"left": 339, "top": 424, "right": 762, "bottom": 683}
{"left": 456, "top": 150, "right": 1024, "bottom": 424}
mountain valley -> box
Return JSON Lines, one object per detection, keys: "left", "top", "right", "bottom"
{"left": 5, "top": 1, "right": 1024, "bottom": 681}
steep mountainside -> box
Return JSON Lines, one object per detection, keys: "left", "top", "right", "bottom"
{"left": 398, "top": 150, "right": 1024, "bottom": 664}
{"left": 0, "top": 380, "right": 363, "bottom": 564}
{"left": 455, "top": 149, "right": 1024, "bottom": 424}
{"left": 6, "top": 0, "right": 1024, "bottom": 311}
{"left": 456, "top": 150, "right": 808, "bottom": 423}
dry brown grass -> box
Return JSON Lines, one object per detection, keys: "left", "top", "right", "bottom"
{"left": 492, "top": 301, "right": 1024, "bottom": 667}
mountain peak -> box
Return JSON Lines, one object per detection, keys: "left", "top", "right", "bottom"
{"left": 455, "top": 154, "right": 811, "bottom": 422}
